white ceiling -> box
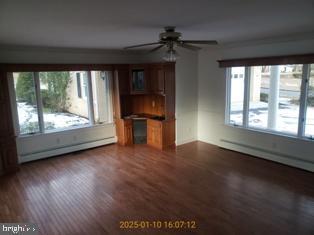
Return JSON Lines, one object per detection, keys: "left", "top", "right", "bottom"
{"left": 0, "top": 0, "right": 314, "bottom": 49}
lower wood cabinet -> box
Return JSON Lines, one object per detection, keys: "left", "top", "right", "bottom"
{"left": 116, "top": 118, "right": 133, "bottom": 146}
{"left": 116, "top": 118, "right": 175, "bottom": 149}
{"left": 147, "top": 119, "right": 162, "bottom": 148}
{"left": 147, "top": 119, "right": 175, "bottom": 150}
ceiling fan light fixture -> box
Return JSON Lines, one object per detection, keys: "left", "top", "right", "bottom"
{"left": 163, "top": 48, "right": 179, "bottom": 62}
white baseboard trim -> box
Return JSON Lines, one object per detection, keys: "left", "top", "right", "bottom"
{"left": 176, "top": 138, "right": 197, "bottom": 146}
{"left": 219, "top": 139, "right": 314, "bottom": 172}
{"left": 19, "top": 137, "right": 117, "bottom": 163}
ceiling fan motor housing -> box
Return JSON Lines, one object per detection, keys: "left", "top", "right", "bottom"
{"left": 159, "top": 26, "right": 182, "bottom": 41}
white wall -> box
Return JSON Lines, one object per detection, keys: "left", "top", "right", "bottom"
{"left": 198, "top": 38, "right": 314, "bottom": 172}
{"left": 175, "top": 49, "right": 198, "bottom": 145}
{"left": 17, "top": 124, "right": 116, "bottom": 162}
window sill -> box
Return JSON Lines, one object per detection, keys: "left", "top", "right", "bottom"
{"left": 225, "top": 123, "right": 314, "bottom": 142}
{"left": 18, "top": 122, "right": 114, "bottom": 139}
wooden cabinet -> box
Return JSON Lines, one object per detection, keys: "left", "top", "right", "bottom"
{"left": 150, "top": 64, "right": 165, "bottom": 94}
{"left": 113, "top": 62, "right": 176, "bottom": 149}
{"left": 164, "top": 63, "right": 175, "bottom": 120}
{"left": 116, "top": 119, "right": 133, "bottom": 146}
{"left": 130, "top": 65, "right": 149, "bottom": 94}
{"left": 124, "top": 120, "right": 133, "bottom": 145}
{"left": 147, "top": 119, "right": 162, "bottom": 149}
{"left": 116, "top": 66, "right": 130, "bottom": 95}
{"left": 147, "top": 119, "right": 175, "bottom": 150}
{"left": 113, "top": 66, "right": 131, "bottom": 119}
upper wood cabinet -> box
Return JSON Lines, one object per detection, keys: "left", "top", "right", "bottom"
{"left": 116, "top": 118, "right": 133, "bottom": 146}
{"left": 164, "top": 63, "right": 175, "bottom": 120}
{"left": 113, "top": 66, "right": 129, "bottom": 119}
{"left": 150, "top": 64, "right": 165, "bottom": 94}
{"left": 116, "top": 66, "right": 130, "bottom": 95}
{"left": 130, "top": 65, "right": 149, "bottom": 94}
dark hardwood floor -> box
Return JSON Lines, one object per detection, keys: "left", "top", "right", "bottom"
{"left": 0, "top": 141, "right": 314, "bottom": 235}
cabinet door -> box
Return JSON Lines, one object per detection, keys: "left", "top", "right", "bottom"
{"left": 130, "top": 65, "right": 149, "bottom": 94}
{"left": 124, "top": 120, "right": 133, "bottom": 145}
{"left": 164, "top": 63, "right": 175, "bottom": 120}
{"left": 147, "top": 120, "right": 162, "bottom": 148}
{"left": 152, "top": 125, "right": 162, "bottom": 146}
{"left": 150, "top": 65, "right": 165, "bottom": 94}
{"left": 118, "top": 69, "right": 130, "bottom": 95}
{"left": 156, "top": 68, "right": 165, "bottom": 94}
{"left": 147, "top": 124, "right": 153, "bottom": 144}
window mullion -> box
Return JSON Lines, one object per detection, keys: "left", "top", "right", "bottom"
{"left": 243, "top": 67, "right": 250, "bottom": 128}
{"left": 297, "top": 64, "right": 310, "bottom": 138}
{"left": 87, "top": 71, "right": 95, "bottom": 125}
{"left": 225, "top": 68, "right": 231, "bottom": 124}
{"left": 34, "top": 72, "right": 45, "bottom": 133}
{"left": 107, "top": 71, "right": 114, "bottom": 123}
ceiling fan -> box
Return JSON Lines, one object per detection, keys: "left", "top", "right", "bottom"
{"left": 124, "top": 26, "right": 218, "bottom": 61}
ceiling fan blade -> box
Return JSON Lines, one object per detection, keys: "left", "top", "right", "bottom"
{"left": 181, "top": 40, "right": 218, "bottom": 45}
{"left": 148, "top": 44, "right": 165, "bottom": 53}
{"left": 124, "top": 42, "right": 161, "bottom": 49}
{"left": 176, "top": 42, "right": 201, "bottom": 51}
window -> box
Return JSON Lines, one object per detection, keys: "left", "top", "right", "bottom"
{"left": 11, "top": 70, "right": 113, "bottom": 136}
{"left": 91, "top": 71, "right": 113, "bottom": 124}
{"left": 247, "top": 65, "right": 302, "bottom": 134}
{"left": 229, "top": 67, "right": 245, "bottom": 125}
{"left": 276, "top": 65, "right": 302, "bottom": 134}
{"left": 248, "top": 66, "right": 268, "bottom": 129}
{"left": 82, "top": 73, "right": 88, "bottom": 98}
{"left": 226, "top": 64, "right": 313, "bottom": 139}
{"left": 39, "top": 71, "right": 90, "bottom": 131}
{"left": 13, "top": 72, "right": 40, "bottom": 135}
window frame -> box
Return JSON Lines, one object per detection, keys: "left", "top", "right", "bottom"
{"left": 8, "top": 70, "right": 113, "bottom": 137}
{"left": 226, "top": 64, "right": 313, "bottom": 140}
